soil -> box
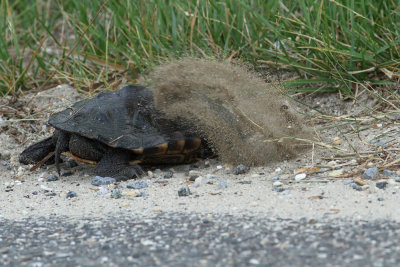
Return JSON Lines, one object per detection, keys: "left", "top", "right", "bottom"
{"left": 2, "top": 79, "right": 400, "bottom": 221}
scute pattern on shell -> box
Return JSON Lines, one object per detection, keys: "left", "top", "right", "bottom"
{"left": 48, "top": 85, "right": 167, "bottom": 151}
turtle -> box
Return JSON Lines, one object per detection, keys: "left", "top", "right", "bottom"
{"left": 19, "top": 85, "right": 209, "bottom": 181}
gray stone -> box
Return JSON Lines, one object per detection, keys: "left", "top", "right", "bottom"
{"left": 97, "top": 187, "right": 108, "bottom": 195}
{"left": 178, "top": 186, "right": 190, "bottom": 197}
{"left": 164, "top": 171, "right": 174, "bottom": 179}
{"left": 61, "top": 170, "right": 74, "bottom": 176}
{"left": 127, "top": 181, "right": 148, "bottom": 189}
{"left": 111, "top": 189, "right": 122, "bottom": 199}
{"left": 272, "top": 187, "right": 285, "bottom": 192}
{"left": 218, "top": 179, "right": 228, "bottom": 189}
{"left": 350, "top": 183, "right": 363, "bottom": 191}
{"left": 91, "top": 176, "right": 116, "bottom": 186}
{"left": 65, "top": 160, "right": 78, "bottom": 168}
{"left": 47, "top": 174, "right": 58, "bottom": 182}
{"left": 234, "top": 164, "right": 250, "bottom": 175}
{"left": 382, "top": 169, "right": 395, "bottom": 176}
{"left": 66, "top": 191, "right": 77, "bottom": 199}
{"left": 362, "top": 167, "right": 378, "bottom": 180}
{"left": 376, "top": 182, "right": 387, "bottom": 190}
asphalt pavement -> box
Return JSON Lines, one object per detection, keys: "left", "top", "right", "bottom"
{"left": 1, "top": 213, "right": 399, "bottom": 266}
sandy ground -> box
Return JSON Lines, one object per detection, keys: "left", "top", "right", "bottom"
{"left": 1, "top": 84, "right": 400, "bottom": 221}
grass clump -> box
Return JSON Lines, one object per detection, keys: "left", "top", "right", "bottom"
{"left": 1, "top": 0, "right": 400, "bottom": 96}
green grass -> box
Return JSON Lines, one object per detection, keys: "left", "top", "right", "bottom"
{"left": 1, "top": 0, "right": 400, "bottom": 96}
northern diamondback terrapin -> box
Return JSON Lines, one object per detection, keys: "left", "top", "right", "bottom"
{"left": 19, "top": 85, "right": 208, "bottom": 181}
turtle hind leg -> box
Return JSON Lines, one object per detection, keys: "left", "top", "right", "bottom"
{"left": 19, "top": 137, "right": 55, "bottom": 165}
{"left": 95, "top": 149, "right": 144, "bottom": 181}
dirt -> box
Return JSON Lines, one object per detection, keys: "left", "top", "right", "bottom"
{"left": 2, "top": 67, "right": 400, "bottom": 221}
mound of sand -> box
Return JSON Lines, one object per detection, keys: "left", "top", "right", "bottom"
{"left": 148, "top": 58, "right": 313, "bottom": 166}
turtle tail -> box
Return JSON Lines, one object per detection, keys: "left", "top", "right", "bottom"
{"left": 53, "top": 130, "right": 70, "bottom": 175}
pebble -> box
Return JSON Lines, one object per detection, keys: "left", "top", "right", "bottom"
{"left": 61, "top": 170, "right": 74, "bottom": 176}
{"left": 272, "top": 187, "right": 285, "bottom": 192}
{"left": 354, "top": 179, "right": 367, "bottom": 186}
{"left": 239, "top": 181, "right": 252, "bottom": 185}
{"left": 382, "top": 169, "right": 395, "bottom": 176}
{"left": 136, "top": 191, "right": 148, "bottom": 198}
{"left": 188, "top": 170, "right": 201, "bottom": 176}
{"left": 153, "top": 169, "right": 162, "bottom": 174}
{"left": 396, "top": 177, "right": 400, "bottom": 183}
{"left": 46, "top": 192, "right": 57, "bottom": 197}
{"left": 65, "top": 160, "right": 78, "bottom": 168}
{"left": 376, "top": 182, "right": 388, "bottom": 190}
{"left": 127, "top": 181, "right": 148, "bottom": 189}
{"left": 218, "top": 179, "right": 228, "bottom": 189}
{"left": 178, "top": 186, "right": 190, "bottom": 197}
{"left": 204, "top": 160, "right": 210, "bottom": 168}
{"left": 273, "top": 181, "right": 283, "bottom": 187}
{"left": 40, "top": 185, "right": 54, "bottom": 192}
{"left": 350, "top": 183, "right": 363, "bottom": 191}
{"left": 377, "top": 197, "right": 384, "bottom": 201}
{"left": 111, "top": 189, "right": 122, "bottom": 199}
{"left": 91, "top": 176, "right": 116, "bottom": 186}
{"left": 97, "top": 187, "right": 108, "bottom": 195}
{"left": 216, "top": 165, "right": 223, "bottom": 169}
{"left": 249, "top": 259, "right": 260, "bottom": 265}
{"left": 233, "top": 164, "right": 250, "bottom": 175}
{"left": 1, "top": 160, "right": 8, "bottom": 166}
{"left": 271, "top": 176, "right": 280, "bottom": 181}
{"left": 0, "top": 151, "right": 11, "bottom": 160}
{"left": 362, "top": 167, "right": 378, "bottom": 180}
{"left": 189, "top": 175, "right": 199, "bottom": 181}
{"left": 206, "top": 174, "right": 218, "bottom": 180}
{"left": 32, "top": 191, "right": 38, "bottom": 195}
{"left": 294, "top": 173, "right": 306, "bottom": 181}
{"left": 164, "top": 171, "right": 174, "bottom": 179}
{"left": 47, "top": 174, "right": 59, "bottom": 182}
{"left": 66, "top": 191, "right": 77, "bottom": 199}
{"left": 194, "top": 177, "right": 210, "bottom": 188}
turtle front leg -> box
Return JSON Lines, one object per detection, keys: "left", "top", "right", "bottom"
{"left": 19, "top": 137, "right": 55, "bottom": 165}
{"left": 53, "top": 130, "right": 70, "bottom": 175}
{"left": 96, "top": 149, "right": 144, "bottom": 181}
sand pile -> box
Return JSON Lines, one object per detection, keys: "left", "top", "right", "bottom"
{"left": 148, "top": 58, "right": 312, "bottom": 166}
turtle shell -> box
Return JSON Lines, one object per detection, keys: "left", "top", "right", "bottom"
{"left": 48, "top": 85, "right": 174, "bottom": 153}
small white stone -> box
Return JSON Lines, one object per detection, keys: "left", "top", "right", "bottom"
{"left": 274, "top": 167, "right": 281, "bottom": 173}
{"left": 40, "top": 185, "right": 53, "bottom": 192}
{"left": 294, "top": 173, "right": 307, "bottom": 181}
{"left": 249, "top": 259, "right": 260, "bottom": 265}
{"left": 273, "top": 181, "right": 283, "bottom": 187}
{"left": 216, "top": 165, "right": 223, "bottom": 169}
{"left": 327, "top": 161, "right": 336, "bottom": 167}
